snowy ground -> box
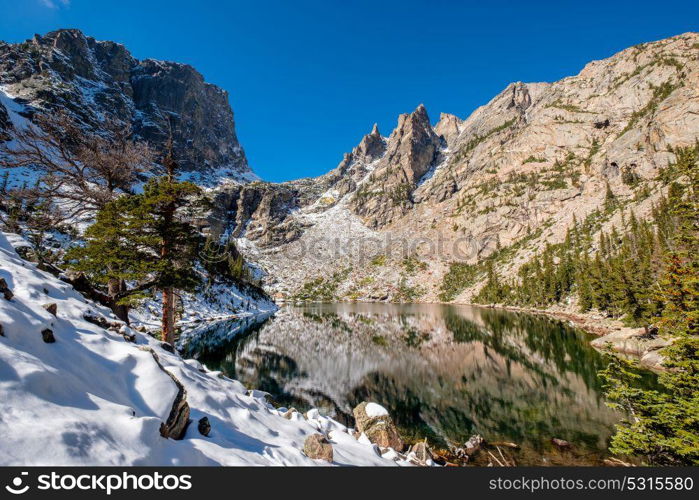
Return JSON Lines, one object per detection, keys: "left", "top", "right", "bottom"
{"left": 0, "top": 231, "right": 404, "bottom": 466}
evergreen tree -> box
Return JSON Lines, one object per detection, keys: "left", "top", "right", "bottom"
{"left": 133, "top": 175, "right": 203, "bottom": 343}
{"left": 600, "top": 145, "right": 699, "bottom": 465}
{"left": 69, "top": 131, "right": 205, "bottom": 342}
{"left": 66, "top": 196, "right": 149, "bottom": 322}
{"left": 604, "top": 181, "right": 617, "bottom": 213}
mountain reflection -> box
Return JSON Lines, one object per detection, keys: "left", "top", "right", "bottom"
{"left": 180, "top": 303, "right": 653, "bottom": 461}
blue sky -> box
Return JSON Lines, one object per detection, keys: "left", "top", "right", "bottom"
{"left": 1, "top": 1, "right": 697, "bottom": 181}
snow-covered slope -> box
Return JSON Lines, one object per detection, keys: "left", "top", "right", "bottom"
{"left": 0, "top": 231, "right": 398, "bottom": 466}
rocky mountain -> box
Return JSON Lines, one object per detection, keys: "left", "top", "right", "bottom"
{"left": 2, "top": 30, "right": 697, "bottom": 307}
{"left": 210, "top": 32, "right": 699, "bottom": 302}
{"left": 0, "top": 29, "right": 253, "bottom": 184}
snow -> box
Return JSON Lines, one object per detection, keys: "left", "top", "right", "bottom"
{"left": 0, "top": 87, "right": 42, "bottom": 190}
{"left": 365, "top": 402, "right": 389, "bottom": 417}
{"left": 0, "top": 231, "right": 402, "bottom": 466}
{"left": 178, "top": 165, "right": 259, "bottom": 188}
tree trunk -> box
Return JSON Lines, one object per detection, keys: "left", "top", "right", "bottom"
{"left": 108, "top": 278, "right": 130, "bottom": 324}
{"left": 162, "top": 286, "right": 175, "bottom": 345}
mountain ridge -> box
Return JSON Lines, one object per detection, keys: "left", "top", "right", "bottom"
{"left": 211, "top": 32, "right": 699, "bottom": 303}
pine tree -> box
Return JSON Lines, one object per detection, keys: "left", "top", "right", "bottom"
{"left": 67, "top": 196, "right": 149, "bottom": 322}
{"left": 600, "top": 145, "right": 699, "bottom": 465}
{"left": 130, "top": 176, "right": 203, "bottom": 344}
{"left": 604, "top": 181, "right": 618, "bottom": 213}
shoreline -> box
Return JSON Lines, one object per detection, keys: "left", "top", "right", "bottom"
{"left": 458, "top": 302, "right": 668, "bottom": 371}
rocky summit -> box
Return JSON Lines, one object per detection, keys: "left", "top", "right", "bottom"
{"left": 0, "top": 29, "right": 252, "bottom": 184}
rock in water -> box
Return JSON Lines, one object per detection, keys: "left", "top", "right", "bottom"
{"left": 0, "top": 278, "right": 13, "bottom": 300}
{"left": 41, "top": 328, "right": 55, "bottom": 343}
{"left": 552, "top": 438, "right": 571, "bottom": 449}
{"left": 303, "top": 434, "right": 333, "bottom": 462}
{"left": 410, "top": 441, "right": 433, "bottom": 463}
{"left": 464, "top": 434, "right": 484, "bottom": 455}
{"left": 197, "top": 417, "right": 211, "bottom": 437}
{"left": 352, "top": 401, "right": 404, "bottom": 451}
{"left": 43, "top": 303, "right": 58, "bottom": 316}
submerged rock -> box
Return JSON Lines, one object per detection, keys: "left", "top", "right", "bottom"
{"left": 303, "top": 433, "right": 333, "bottom": 462}
{"left": 352, "top": 401, "right": 403, "bottom": 451}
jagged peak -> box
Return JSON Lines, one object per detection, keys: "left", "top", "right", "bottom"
{"left": 43, "top": 28, "right": 88, "bottom": 40}
{"left": 413, "top": 103, "right": 428, "bottom": 118}
{"left": 434, "top": 113, "right": 463, "bottom": 145}
{"left": 353, "top": 122, "right": 387, "bottom": 163}
{"left": 394, "top": 103, "right": 432, "bottom": 132}
{"left": 439, "top": 112, "right": 461, "bottom": 121}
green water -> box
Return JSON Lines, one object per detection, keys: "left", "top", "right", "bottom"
{"left": 180, "top": 303, "right": 657, "bottom": 465}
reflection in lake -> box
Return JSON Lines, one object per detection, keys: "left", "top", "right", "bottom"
{"left": 179, "top": 303, "right": 654, "bottom": 464}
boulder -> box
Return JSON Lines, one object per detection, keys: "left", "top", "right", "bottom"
{"left": 197, "top": 416, "right": 211, "bottom": 437}
{"left": 410, "top": 441, "right": 433, "bottom": 463}
{"left": 140, "top": 347, "right": 190, "bottom": 440}
{"left": 160, "top": 342, "right": 175, "bottom": 354}
{"left": 159, "top": 396, "right": 190, "bottom": 440}
{"left": 552, "top": 438, "right": 571, "bottom": 449}
{"left": 282, "top": 407, "right": 298, "bottom": 420}
{"left": 43, "top": 303, "right": 58, "bottom": 316}
{"left": 83, "top": 312, "right": 121, "bottom": 330}
{"left": 0, "top": 278, "right": 13, "bottom": 301}
{"left": 303, "top": 434, "right": 333, "bottom": 462}
{"left": 464, "top": 434, "right": 483, "bottom": 455}
{"left": 121, "top": 330, "right": 137, "bottom": 343}
{"left": 352, "top": 402, "right": 403, "bottom": 451}
{"left": 41, "top": 328, "right": 55, "bottom": 343}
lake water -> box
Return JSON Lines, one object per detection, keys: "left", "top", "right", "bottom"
{"left": 179, "top": 303, "right": 655, "bottom": 465}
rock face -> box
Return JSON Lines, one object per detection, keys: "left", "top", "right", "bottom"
{"left": 207, "top": 32, "right": 699, "bottom": 305}
{"left": 303, "top": 433, "right": 334, "bottom": 462}
{"left": 350, "top": 104, "right": 442, "bottom": 228}
{"left": 0, "top": 29, "right": 252, "bottom": 183}
{"left": 352, "top": 402, "right": 404, "bottom": 450}
{"left": 209, "top": 181, "right": 309, "bottom": 247}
